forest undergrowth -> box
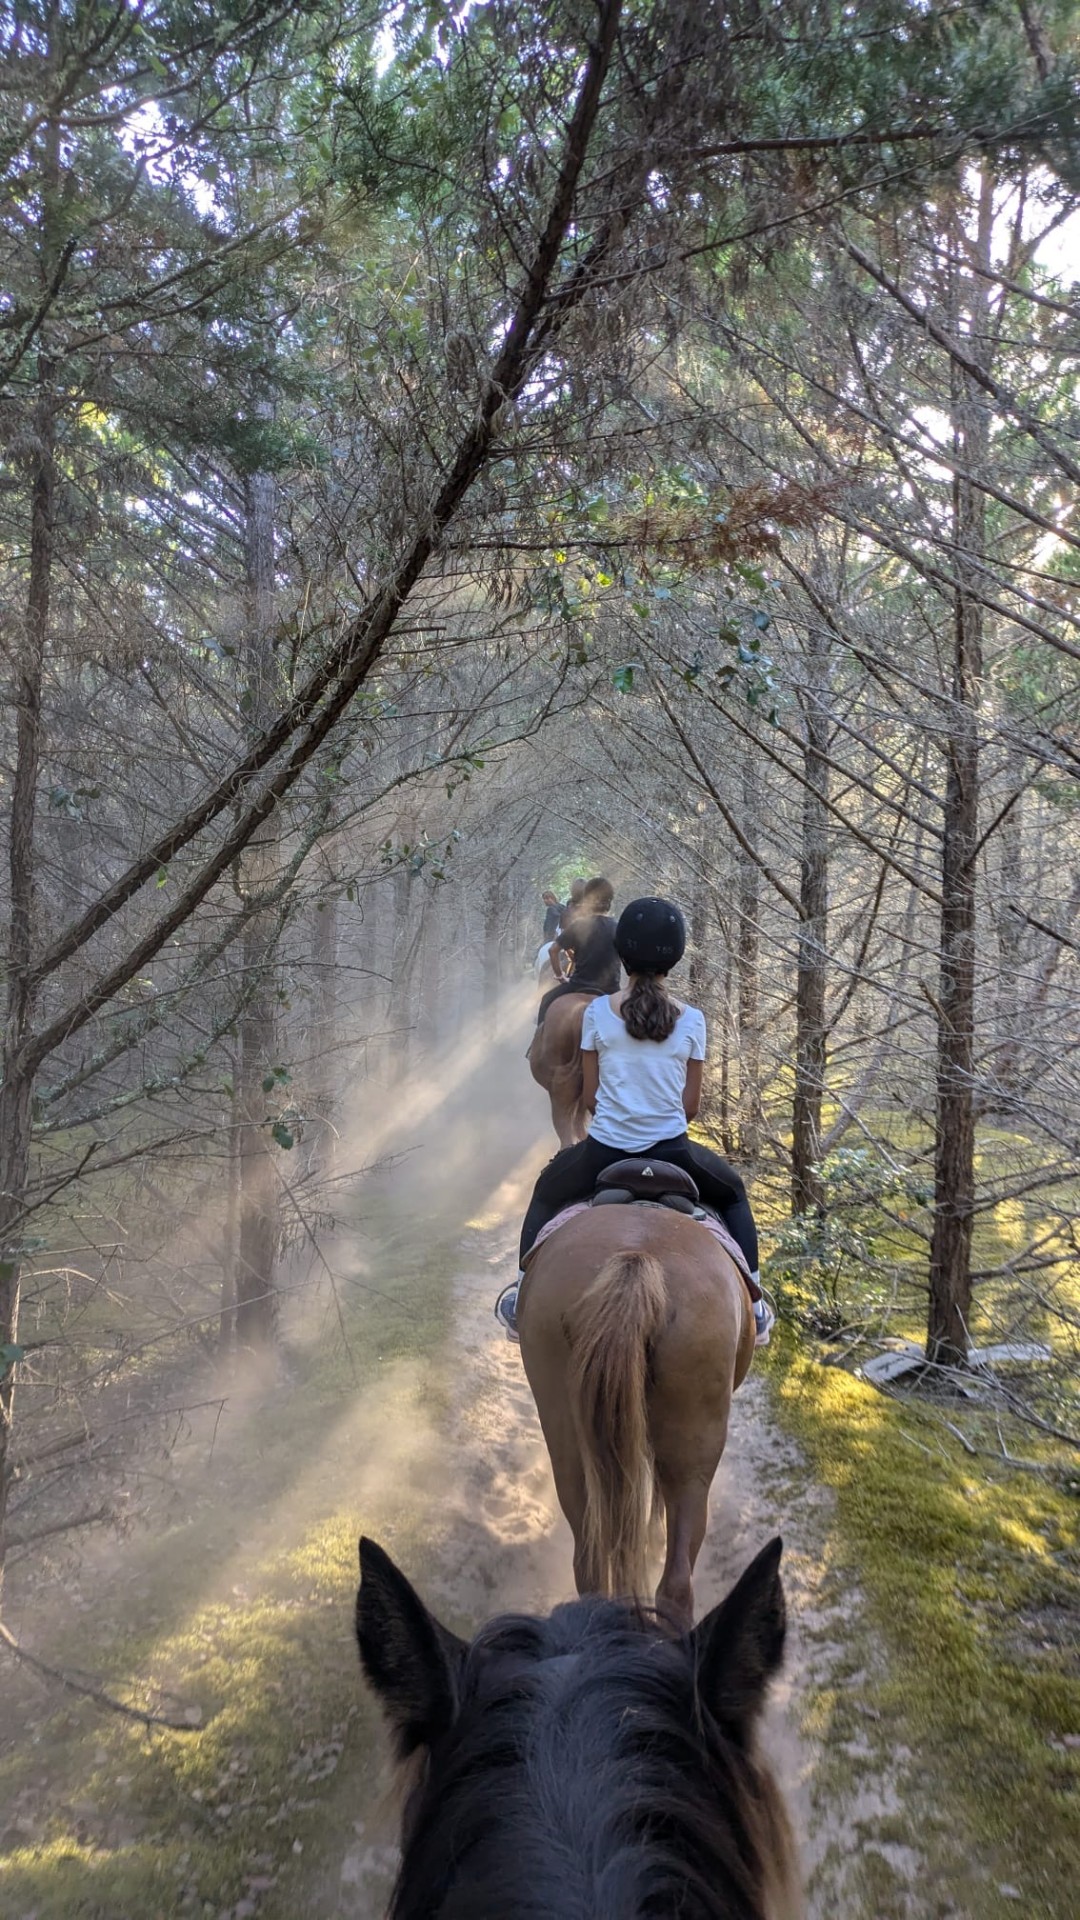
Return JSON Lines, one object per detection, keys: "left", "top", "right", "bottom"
{"left": 0, "top": 1188, "right": 455, "bottom": 1920}
{"left": 753, "top": 1140, "right": 1080, "bottom": 1920}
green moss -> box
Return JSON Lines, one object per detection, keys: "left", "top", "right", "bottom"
{"left": 762, "top": 1331, "right": 1080, "bottom": 1918}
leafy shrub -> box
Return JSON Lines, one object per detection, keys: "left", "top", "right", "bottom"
{"left": 770, "top": 1146, "right": 930, "bottom": 1337}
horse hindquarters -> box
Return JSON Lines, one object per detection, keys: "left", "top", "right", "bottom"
{"left": 566, "top": 1250, "right": 667, "bottom": 1602}
{"left": 528, "top": 995, "right": 589, "bottom": 1145}
{"left": 522, "top": 1212, "right": 752, "bottom": 1632}
{"left": 550, "top": 1065, "right": 588, "bottom": 1145}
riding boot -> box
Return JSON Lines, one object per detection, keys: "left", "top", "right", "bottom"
{"left": 494, "top": 1271, "right": 524, "bottom": 1342}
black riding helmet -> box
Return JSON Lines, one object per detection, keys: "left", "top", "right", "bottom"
{"left": 614, "top": 897, "right": 686, "bottom": 974}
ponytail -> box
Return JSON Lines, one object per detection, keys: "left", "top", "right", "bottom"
{"left": 622, "top": 973, "right": 677, "bottom": 1042}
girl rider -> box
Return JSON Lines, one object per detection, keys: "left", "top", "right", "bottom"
{"left": 497, "top": 896, "right": 773, "bottom": 1345}
{"left": 535, "top": 875, "right": 619, "bottom": 1026}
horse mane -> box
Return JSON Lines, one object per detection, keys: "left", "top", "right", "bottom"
{"left": 384, "top": 1595, "right": 797, "bottom": 1920}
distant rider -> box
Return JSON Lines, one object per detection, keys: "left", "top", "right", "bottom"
{"left": 536, "top": 876, "right": 619, "bottom": 1025}
{"left": 498, "top": 896, "right": 773, "bottom": 1346}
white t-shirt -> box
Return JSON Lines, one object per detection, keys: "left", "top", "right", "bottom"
{"left": 581, "top": 994, "right": 707, "bottom": 1150}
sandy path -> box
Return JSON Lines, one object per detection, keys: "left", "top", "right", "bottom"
{"left": 333, "top": 992, "right": 930, "bottom": 1916}
{"left": 370, "top": 1149, "right": 927, "bottom": 1919}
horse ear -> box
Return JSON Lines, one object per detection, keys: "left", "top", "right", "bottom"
{"left": 690, "top": 1535, "right": 785, "bottom": 1733}
{"left": 356, "top": 1537, "right": 467, "bottom": 1758}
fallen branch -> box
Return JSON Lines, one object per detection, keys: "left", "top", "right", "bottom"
{"left": 5, "top": 1504, "right": 111, "bottom": 1549}
{"left": 0, "top": 1620, "right": 201, "bottom": 1731}
{"left": 942, "top": 1419, "right": 978, "bottom": 1457}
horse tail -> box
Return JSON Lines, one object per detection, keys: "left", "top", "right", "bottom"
{"left": 567, "top": 1250, "right": 667, "bottom": 1601}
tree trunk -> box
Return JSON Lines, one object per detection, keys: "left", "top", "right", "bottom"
{"left": 687, "top": 831, "right": 710, "bottom": 1013}
{"left": 417, "top": 889, "right": 442, "bottom": 1056}
{"left": 927, "top": 178, "right": 993, "bottom": 1367}
{"left": 219, "top": 1094, "right": 240, "bottom": 1353}
{"left": 736, "top": 751, "right": 764, "bottom": 1161}
{"left": 791, "top": 627, "right": 830, "bottom": 1213}
{"left": 300, "top": 877, "right": 340, "bottom": 1181}
{"left": 483, "top": 874, "right": 502, "bottom": 1008}
{"left": 720, "top": 946, "right": 736, "bottom": 1157}
{"left": 0, "top": 342, "right": 56, "bottom": 1593}
{"left": 234, "top": 908, "right": 279, "bottom": 1348}
{"left": 233, "top": 453, "right": 280, "bottom": 1351}
{"left": 984, "top": 734, "right": 1024, "bottom": 1112}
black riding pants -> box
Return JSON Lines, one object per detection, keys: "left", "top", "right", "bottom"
{"left": 519, "top": 1132, "right": 758, "bottom": 1272}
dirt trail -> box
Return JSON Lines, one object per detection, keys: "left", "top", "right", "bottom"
{"left": 423, "top": 1223, "right": 923, "bottom": 1920}
{"left": 339, "top": 997, "right": 928, "bottom": 1917}
{"left": 303, "top": 998, "right": 926, "bottom": 1912}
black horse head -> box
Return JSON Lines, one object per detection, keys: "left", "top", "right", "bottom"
{"left": 356, "top": 1536, "right": 799, "bottom": 1920}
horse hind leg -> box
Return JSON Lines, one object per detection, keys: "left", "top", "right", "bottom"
{"left": 655, "top": 1478, "right": 710, "bottom": 1632}
{"left": 538, "top": 1420, "right": 599, "bottom": 1595}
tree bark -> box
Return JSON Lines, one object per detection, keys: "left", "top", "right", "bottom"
{"left": 219, "top": 1095, "right": 241, "bottom": 1353}
{"left": 736, "top": 750, "right": 764, "bottom": 1161}
{"left": 981, "top": 734, "right": 1024, "bottom": 1112}
{"left": 233, "top": 454, "right": 280, "bottom": 1351}
{"left": 927, "top": 177, "right": 993, "bottom": 1367}
{"left": 417, "top": 889, "right": 442, "bottom": 1056}
{"left": 308, "top": 888, "right": 340, "bottom": 1171}
{"left": 0, "top": 103, "right": 59, "bottom": 1595}
{"left": 791, "top": 625, "right": 830, "bottom": 1213}
{"left": 483, "top": 874, "right": 503, "bottom": 1008}
{"left": 234, "top": 908, "right": 279, "bottom": 1349}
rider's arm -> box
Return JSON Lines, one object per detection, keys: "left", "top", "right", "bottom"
{"left": 581, "top": 1047, "right": 600, "bottom": 1114}
{"left": 551, "top": 922, "right": 577, "bottom": 979}
{"left": 683, "top": 1058, "right": 703, "bottom": 1121}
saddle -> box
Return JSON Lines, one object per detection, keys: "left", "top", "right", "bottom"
{"left": 592, "top": 1157, "right": 700, "bottom": 1217}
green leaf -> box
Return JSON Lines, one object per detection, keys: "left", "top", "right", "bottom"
{"left": 612, "top": 663, "right": 639, "bottom": 695}
{"left": 262, "top": 1073, "right": 277, "bottom": 1093}
{"left": 156, "top": 866, "right": 169, "bottom": 887}
{"left": 271, "top": 1122, "right": 295, "bottom": 1150}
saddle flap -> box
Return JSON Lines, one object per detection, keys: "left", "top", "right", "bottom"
{"left": 594, "top": 1157, "right": 699, "bottom": 1205}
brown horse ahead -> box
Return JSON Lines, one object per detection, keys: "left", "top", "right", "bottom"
{"left": 518, "top": 1200, "right": 756, "bottom": 1630}
{"left": 527, "top": 991, "right": 593, "bottom": 1145}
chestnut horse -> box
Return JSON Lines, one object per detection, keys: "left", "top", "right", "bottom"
{"left": 527, "top": 990, "right": 593, "bottom": 1146}
{"left": 518, "top": 1200, "right": 756, "bottom": 1629}
{"left": 357, "top": 1534, "right": 802, "bottom": 1920}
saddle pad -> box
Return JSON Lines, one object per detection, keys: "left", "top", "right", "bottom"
{"left": 526, "top": 1200, "right": 756, "bottom": 1295}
